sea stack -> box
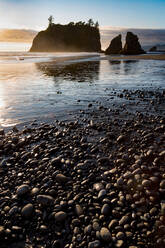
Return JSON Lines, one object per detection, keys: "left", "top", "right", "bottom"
{"left": 30, "top": 22, "right": 101, "bottom": 52}
{"left": 149, "top": 46, "right": 157, "bottom": 52}
{"left": 105, "top": 34, "right": 122, "bottom": 55}
{"left": 122, "top": 32, "right": 145, "bottom": 55}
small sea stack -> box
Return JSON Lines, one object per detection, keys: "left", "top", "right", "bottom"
{"left": 122, "top": 32, "right": 145, "bottom": 55}
{"left": 149, "top": 46, "right": 157, "bottom": 52}
{"left": 105, "top": 34, "right": 122, "bottom": 55}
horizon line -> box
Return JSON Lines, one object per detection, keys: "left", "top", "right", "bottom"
{"left": 0, "top": 26, "right": 165, "bottom": 32}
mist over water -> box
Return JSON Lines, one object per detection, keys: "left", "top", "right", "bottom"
{"left": 0, "top": 42, "right": 31, "bottom": 52}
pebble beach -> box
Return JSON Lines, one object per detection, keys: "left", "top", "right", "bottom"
{"left": 0, "top": 85, "right": 165, "bottom": 248}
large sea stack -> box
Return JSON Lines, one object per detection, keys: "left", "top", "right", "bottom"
{"left": 30, "top": 22, "right": 101, "bottom": 52}
{"left": 105, "top": 34, "right": 122, "bottom": 55}
{"left": 122, "top": 32, "right": 145, "bottom": 55}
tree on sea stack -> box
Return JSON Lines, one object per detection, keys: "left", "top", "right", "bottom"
{"left": 88, "top": 18, "right": 94, "bottom": 27}
{"left": 48, "top": 15, "right": 54, "bottom": 27}
{"left": 95, "top": 21, "right": 99, "bottom": 29}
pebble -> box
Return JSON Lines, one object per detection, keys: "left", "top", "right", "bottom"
{"left": 75, "top": 204, "right": 83, "bottom": 216}
{"left": 0, "top": 96, "right": 164, "bottom": 247}
{"left": 56, "top": 173, "right": 69, "bottom": 183}
{"left": 161, "top": 201, "right": 165, "bottom": 215}
{"left": 109, "top": 219, "right": 118, "bottom": 229}
{"left": 98, "top": 189, "right": 106, "bottom": 199}
{"left": 37, "top": 195, "right": 54, "bottom": 205}
{"left": 160, "top": 180, "right": 165, "bottom": 189}
{"left": 116, "top": 232, "right": 125, "bottom": 239}
{"left": 119, "top": 215, "right": 130, "bottom": 226}
{"left": 100, "top": 227, "right": 112, "bottom": 242}
{"left": 93, "top": 183, "right": 104, "bottom": 191}
{"left": 16, "top": 184, "right": 30, "bottom": 196}
{"left": 55, "top": 211, "right": 67, "bottom": 222}
{"left": 0, "top": 226, "right": 4, "bottom": 235}
{"left": 117, "top": 135, "right": 127, "bottom": 143}
{"left": 116, "top": 240, "right": 124, "bottom": 247}
{"left": 101, "top": 204, "right": 111, "bottom": 215}
{"left": 21, "top": 203, "right": 33, "bottom": 218}
{"left": 142, "top": 180, "right": 151, "bottom": 188}
{"left": 88, "top": 240, "right": 101, "bottom": 248}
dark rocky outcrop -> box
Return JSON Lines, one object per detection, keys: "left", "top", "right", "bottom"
{"left": 30, "top": 22, "right": 101, "bottom": 52}
{"left": 149, "top": 46, "right": 157, "bottom": 52}
{"left": 105, "top": 34, "right": 122, "bottom": 55}
{"left": 122, "top": 32, "right": 145, "bottom": 55}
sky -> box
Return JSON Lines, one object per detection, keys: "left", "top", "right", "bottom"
{"left": 0, "top": 0, "right": 165, "bottom": 30}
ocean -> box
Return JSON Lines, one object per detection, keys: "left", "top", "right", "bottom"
{"left": 0, "top": 42, "right": 164, "bottom": 128}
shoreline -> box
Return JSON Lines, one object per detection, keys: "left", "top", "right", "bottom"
{"left": 0, "top": 88, "right": 165, "bottom": 247}
{"left": 105, "top": 53, "right": 165, "bottom": 61}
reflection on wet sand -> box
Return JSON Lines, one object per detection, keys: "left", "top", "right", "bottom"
{"left": 107, "top": 59, "right": 139, "bottom": 75}
{"left": 36, "top": 61, "right": 100, "bottom": 83}
{"left": 108, "top": 60, "right": 121, "bottom": 65}
{"left": 122, "top": 60, "right": 139, "bottom": 74}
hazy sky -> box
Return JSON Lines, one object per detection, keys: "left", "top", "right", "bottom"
{"left": 0, "top": 0, "right": 165, "bottom": 30}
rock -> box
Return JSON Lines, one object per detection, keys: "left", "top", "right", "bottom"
{"left": 117, "top": 177, "right": 124, "bottom": 187}
{"left": 117, "top": 135, "right": 127, "bottom": 143}
{"left": 98, "top": 189, "right": 106, "bottom": 199}
{"left": 93, "top": 183, "right": 104, "bottom": 191}
{"left": 56, "top": 174, "right": 69, "bottom": 183}
{"left": 51, "top": 157, "right": 62, "bottom": 166}
{"left": 101, "top": 204, "right": 111, "bottom": 215}
{"left": 160, "top": 180, "right": 165, "bottom": 189}
{"left": 84, "top": 225, "right": 92, "bottom": 234}
{"left": 31, "top": 187, "right": 40, "bottom": 195}
{"left": 116, "top": 240, "right": 124, "bottom": 247}
{"left": 9, "top": 206, "right": 19, "bottom": 215}
{"left": 88, "top": 240, "right": 101, "bottom": 248}
{"left": 30, "top": 22, "right": 101, "bottom": 52}
{"left": 159, "top": 150, "right": 165, "bottom": 157}
{"left": 16, "top": 184, "right": 30, "bottom": 197}
{"left": 116, "top": 232, "right": 125, "bottom": 239}
{"left": 37, "top": 195, "right": 54, "bottom": 206}
{"left": 119, "top": 215, "right": 130, "bottom": 226}
{"left": 142, "top": 179, "right": 151, "bottom": 188}
{"left": 55, "top": 211, "right": 67, "bottom": 222}
{"left": 161, "top": 201, "right": 165, "bottom": 215}
{"left": 0, "top": 129, "right": 4, "bottom": 135}
{"left": 75, "top": 204, "right": 83, "bottom": 216}
{"left": 149, "top": 46, "right": 157, "bottom": 52}
{"left": 0, "top": 226, "right": 4, "bottom": 235}
{"left": 122, "top": 32, "right": 145, "bottom": 55}
{"left": 108, "top": 219, "right": 118, "bottom": 229}
{"left": 93, "top": 222, "right": 100, "bottom": 231}
{"left": 21, "top": 203, "right": 33, "bottom": 218}
{"left": 105, "top": 34, "right": 122, "bottom": 55}
{"left": 100, "top": 227, "right": 112, "bottom": 242}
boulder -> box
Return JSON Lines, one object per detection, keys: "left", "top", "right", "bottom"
{"left": 122, "top": 32, "right": 145, "bottom": 55}
{"left": 105, "top": 34, "right": 122, "bottom": 55}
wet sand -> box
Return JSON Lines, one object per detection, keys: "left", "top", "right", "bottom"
{"left": 105, "top": 53, "right": 165, "bottom": 61}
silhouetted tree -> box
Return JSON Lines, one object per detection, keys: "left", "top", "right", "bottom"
{"left": 68, "top": 22, "right": 75, "bottom": 26}
{"left": 48, "top": 15, "right": 54, "bottom": 27}
{"left": 95, "top": 21, "right": 99, "bottom": 29}
{"left": 87, "top": 19, "right": 94, "bottom": 26}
